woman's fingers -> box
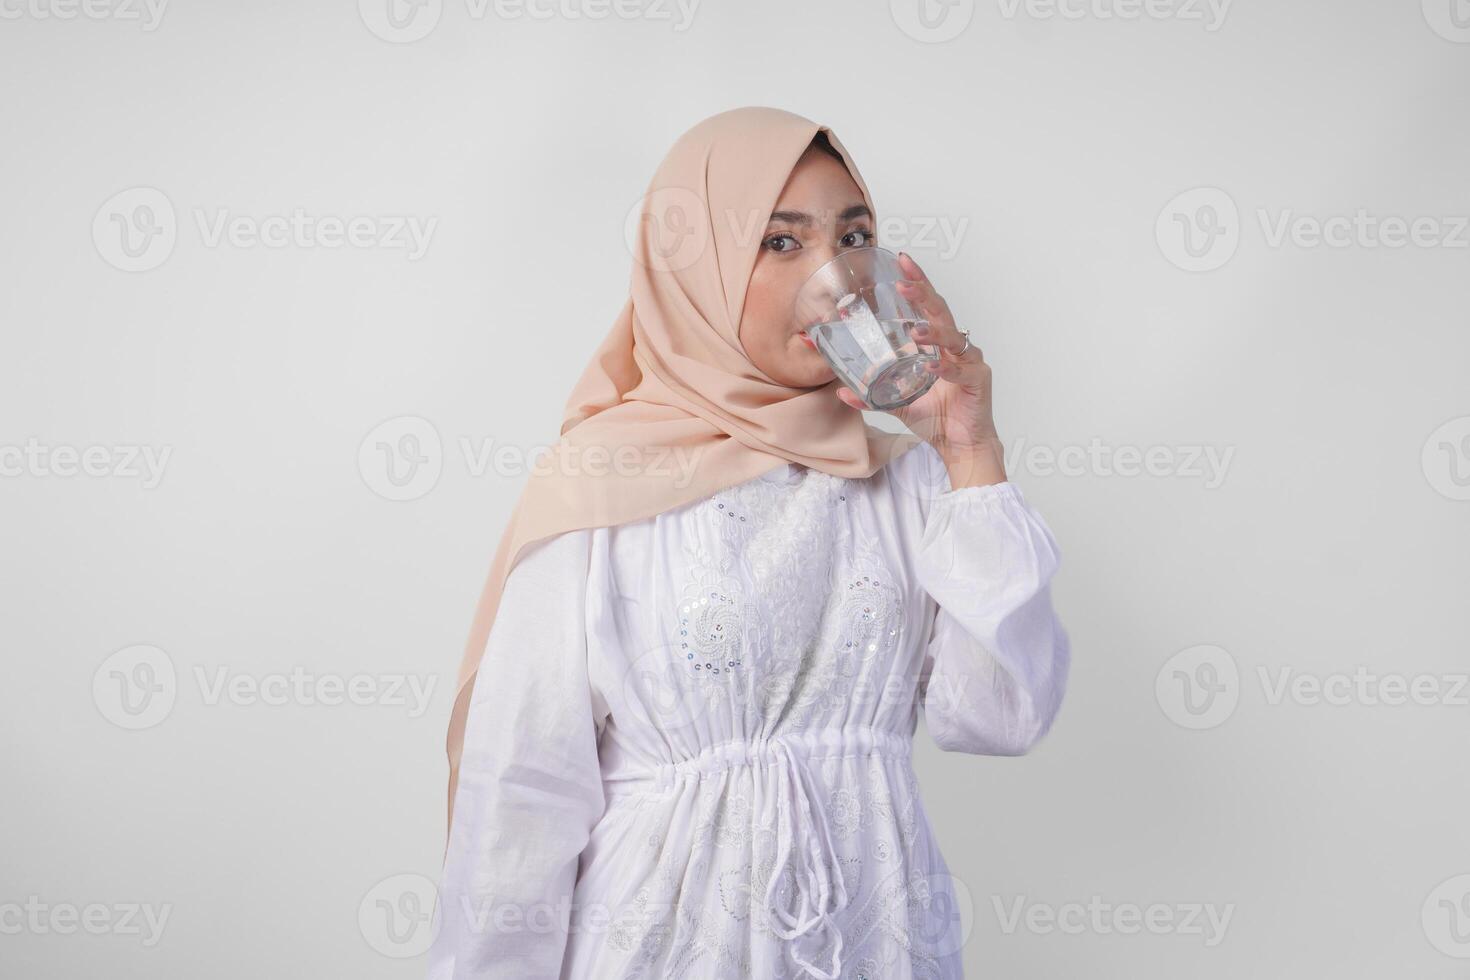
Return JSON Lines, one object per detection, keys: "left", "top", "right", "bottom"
{"left": 895, "top": 253, "right": 981, "bottom": 361}
{"left": 912, "top": 320, "right": 979, "bottom": 359}
{"left": 887, "top": 277, "right": 958, "bottom": 334}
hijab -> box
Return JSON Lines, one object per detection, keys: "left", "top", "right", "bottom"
{"left": 446, "top": 105, "right": 924, "bottom": 835}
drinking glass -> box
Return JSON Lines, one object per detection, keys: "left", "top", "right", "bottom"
{"left": 793, "top": 246, "right": 940, "bottom": 410}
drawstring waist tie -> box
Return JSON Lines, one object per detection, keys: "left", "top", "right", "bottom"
{"left": 614, "top": 726, "right": 914, "bottom": 980}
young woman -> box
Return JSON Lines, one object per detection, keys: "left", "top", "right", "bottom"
{"left": 428, "top": 106, "right": 1070, "bottom": 980}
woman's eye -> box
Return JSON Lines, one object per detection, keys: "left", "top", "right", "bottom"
{"left": 842, "top": 228, "right": 875, "bottom": 248}
{"left": 763, "top": 233, "right": 799, "bottom": 253}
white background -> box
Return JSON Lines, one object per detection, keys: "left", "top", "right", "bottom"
{"left": 2, "top": 0, "right": 1468, "bottom": 977}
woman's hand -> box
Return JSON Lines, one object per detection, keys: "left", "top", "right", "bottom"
{"left": 834, "top": 252, "right": 1007, "bottom": 489}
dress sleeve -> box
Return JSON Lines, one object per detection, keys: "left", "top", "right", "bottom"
{"left": 911, "top": 448, "right": 1071, "bottom": 756}
{"left": 427, "top": 527, "right": 608, "bottom": 980}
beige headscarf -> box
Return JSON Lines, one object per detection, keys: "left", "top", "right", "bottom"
{"left": 446, "top": 105, "right": 924, "bottom": 835}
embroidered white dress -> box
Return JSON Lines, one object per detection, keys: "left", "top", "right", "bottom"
{"left": 428, "top": 440, "right": 1070, "bottom": 980}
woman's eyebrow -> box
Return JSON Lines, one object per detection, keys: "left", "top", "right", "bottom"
{"left": 766, "top": 204, "right": 871, "bottom": 226}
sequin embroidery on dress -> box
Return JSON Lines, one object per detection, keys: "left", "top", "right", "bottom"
{"left": 587, "top": 463, "right": 962, "bottom": 979}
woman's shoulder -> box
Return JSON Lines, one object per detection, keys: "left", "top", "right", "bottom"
{"left": 525, "top": 442, "right": 948, "bottom": 552}
{"left": 506, "top": 524, "right": 597, "bottom": 581}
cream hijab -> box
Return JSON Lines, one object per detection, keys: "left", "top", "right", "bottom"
{"left": 446, "top": 106, "right": 924, "bottom": 834}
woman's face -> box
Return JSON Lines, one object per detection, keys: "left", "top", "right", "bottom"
{"left": 738, "top": 145, "right": 876, "bottom": 388}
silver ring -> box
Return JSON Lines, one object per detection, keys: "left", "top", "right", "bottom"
{"left": 952, "top": 330, "right": 972, "bottom": 356}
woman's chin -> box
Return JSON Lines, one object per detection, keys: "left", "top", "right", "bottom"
{"left": 782, "top": 354, "right": 840, "bottom": 387}
{"left": 784, "top": 342, "right": 835, "bottom": 387}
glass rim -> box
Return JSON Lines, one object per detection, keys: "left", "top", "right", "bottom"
{"left": 794, "top": 244, "right": 901, "bottom": 295}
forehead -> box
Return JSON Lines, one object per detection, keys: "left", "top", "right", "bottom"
{"left": 770, "top": 147, "right": 865, "bottom": 215}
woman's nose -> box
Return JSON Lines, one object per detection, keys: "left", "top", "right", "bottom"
{"left": 805, "top": 244, "right": 843, "bottom": 276}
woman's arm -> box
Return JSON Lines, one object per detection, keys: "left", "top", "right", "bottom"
{"left": 912, "top": 448, "right": 1071, "bottom": 756}
{"left": 427, "top": 527, "right": 607, "bottom": 979}
{"left": 834, "top": 251, "right": 1068, "bottom": 755}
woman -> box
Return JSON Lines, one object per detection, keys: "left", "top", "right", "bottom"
{"left": 428, "top": 106, "right": 1070, "bottom": 979}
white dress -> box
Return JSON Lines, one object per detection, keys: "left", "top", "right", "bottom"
{"left": 427, "top": 440, "right": 1070, "bottom": 980}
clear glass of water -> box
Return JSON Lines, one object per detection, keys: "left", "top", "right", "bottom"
{"left": 793, "top": 246, "right": 940, "bottom": 410}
